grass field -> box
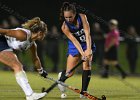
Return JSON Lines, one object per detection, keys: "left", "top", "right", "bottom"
{"left": 0, "top": 71, "right": 140, "bottom": 100}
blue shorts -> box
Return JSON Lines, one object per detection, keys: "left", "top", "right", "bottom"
{"left": 67, "top": 40, "right": 96, "bottom": 57}
{"left": 0, "top": 36, "right": 10, "bottom": 51}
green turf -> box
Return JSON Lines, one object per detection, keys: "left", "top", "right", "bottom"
{"left": 1, "top": 42, "right": 139, "bottom": 74}
{"left": 0, "top": 71, "right": 140, "bottom": 100}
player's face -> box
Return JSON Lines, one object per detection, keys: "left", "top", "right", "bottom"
{"left": 64, "top": 11, "right": 76, "bottom": 23}
{"left": 37, "top": 31, "right": 46, "bottom": 40}
{"left": 109, "top": 24, "right": 117, "bottom": 31}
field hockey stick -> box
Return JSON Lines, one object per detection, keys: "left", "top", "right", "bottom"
{"left": 42, "top": 76, "right": 106, "bottom": 100}
{"left": 42, "top": 60, "right": 84, "bottom": 93}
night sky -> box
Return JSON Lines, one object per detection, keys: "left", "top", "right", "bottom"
{"left": 0, "top": 0, "right": 140, "bottom": 33}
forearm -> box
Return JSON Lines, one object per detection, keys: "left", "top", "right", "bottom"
{"left": 72, "top": 38, "right": 84, "bottom": 56}
{"left": 30, "top": 43, "right": 44, "bottom": 71}
{"left": 80, "top": 14, "right": 91, "bottom": 50}
{"left": 85, "top": 33, "right": 92, "bottom": 50}
{"left": 33, "top": 57, "right": 48, "bottom": 78}
{"left": 33, "top": 57, "right": 42, "bottom": 70}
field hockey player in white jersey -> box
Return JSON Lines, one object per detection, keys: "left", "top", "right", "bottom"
{"left": 0, "top": 17, "right": 48, "bottom": 100}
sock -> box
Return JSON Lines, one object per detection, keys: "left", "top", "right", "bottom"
{"left": 59, "top": 70, "right": 68, "bottom": 82}
{"left": 15, "top": 71, "right": 33, "bottom": 96}
{"left": 115, "top": 64, "right": 126, "bottom": 74}
{"left": 81, "top": 70, "right": 91, "bottom": 92}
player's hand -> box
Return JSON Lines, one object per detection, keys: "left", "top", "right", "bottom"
{"left": 81, "top": 55, "right": 88, "bottom": 61}
{"left": 37, "top": 68, "right": 48, "bottom": 78}
{"left": 81, "top": 52, "right": 88, "bottom": 61}
{"left": 84, "top": 49, "right": 92, "bottom": 61}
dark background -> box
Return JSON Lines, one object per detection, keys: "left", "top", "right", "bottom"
{"left": 0, "top": 0, "right": 140, "bottom": 74}
{"left": 0, "top": 0, "right": 140, "bottom": 33}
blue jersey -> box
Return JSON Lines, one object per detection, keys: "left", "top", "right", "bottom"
{"left": 65, "top": 14, "right": 86, "bottom": 43}
{"left": 65, "top": 14, "right": 96, "bottom": 57}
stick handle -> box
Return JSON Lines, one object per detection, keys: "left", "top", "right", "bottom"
{"left": 44, "top": 60, "right": 83, "bottom": 93}
{"left": 65, "top": 60, "right": 83, "bottom": 77}
{"left": 45, "top": 76, "right": 102, "bottom": 100}
{"left": 45, "top": 82, "right": 57, "bottom": 93}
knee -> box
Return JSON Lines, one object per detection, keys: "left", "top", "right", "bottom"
{"left": 12, "top": 63, "right": 23, "bottom": 72}
{"left": 83, "top": 62, "right": 92, "bottom": 70}
{"left": 83, "top": 66, "right": 91, "bottom": 70}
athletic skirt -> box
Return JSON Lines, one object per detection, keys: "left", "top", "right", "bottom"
{"left": 67, "top": 40, "right": 96, "bottom": 57}
{"left": 104, "top": 45, "right": 118, "bottom": 60}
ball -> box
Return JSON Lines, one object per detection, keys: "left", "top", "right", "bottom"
{"left": 61, "top": 93, "right": 67, "bottom": 99}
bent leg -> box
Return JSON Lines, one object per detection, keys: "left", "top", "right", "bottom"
{"left": 81, "top": 57, "right": 92, "bottom": 92}
{"left": 0, "top": 51, "right": 22, "bottom": 73}
{"left": 0, "top": 51, "right": 33, "bottom": 96}
{"left": 66, "top": 54, "right": 80, "bottom": 77}
{"left": 58, "top": 54, "right": 80, "bottom": 94}
{"left": 59, "top": 54, "right": 80, "bottom": 82}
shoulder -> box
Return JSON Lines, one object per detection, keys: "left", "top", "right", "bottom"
{"left": 14, "top": 28, "right": 31, "bottom": 40}
{"left": 30, "top": 42, "right": 37, "bottom": 50}
{"left": 79, "top": 13, "right": 87, "bottom": 19}
{"left": 14, "top": 28, "right": 31, "bottom": 34}
{"left": 79, "top": 13, "right": 88, "bottom": 24}
{"left": 61, "top": 21, "right": 69, "bottom": 31}
{"left": 61, "top": 21, "right": 65, "bottom": 28}
{"left": 32, "top": 42, "right": 37, "bottom": 47}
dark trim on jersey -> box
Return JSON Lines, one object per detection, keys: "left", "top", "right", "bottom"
{"left": 65, "top": 14, "right": 83, "bottom": 33}
{"left": 0, "top": 35, "right": 10, "bottom": 51}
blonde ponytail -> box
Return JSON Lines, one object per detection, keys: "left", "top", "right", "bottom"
{"left": 22, "top": 17, "right": 47, "bottom": 33}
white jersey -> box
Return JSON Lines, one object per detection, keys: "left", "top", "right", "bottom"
{"left": 5, "top": 28, "right": 34, "bottom": 51}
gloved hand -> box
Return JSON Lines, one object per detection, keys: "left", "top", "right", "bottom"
{"left": 37, "top": 68, "right": 48, "bottom": 78}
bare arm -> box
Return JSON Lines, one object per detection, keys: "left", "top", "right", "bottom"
{"left": 61, "top": 22, "right": 85, "bottom": 56}
{"left": 30, "top": 42, "right": 42, "bottom": 70}
{"left": 0, "top": 29, "right": 27, "bottom": 41}
{"left": 80, "top": 14, "right": 92, "bottom": 56}
{"left": 80, "top": 14, "right": 91, "bottom": 51}
{"left": 30, "top": 42, "right": 48, "bottom": 77}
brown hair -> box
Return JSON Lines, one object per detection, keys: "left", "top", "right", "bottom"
{"left": 60, "top": 2, "right": 76, "bottom": 21}
{"left": 22, "top": 17, "right": 47, "bottom": 34}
